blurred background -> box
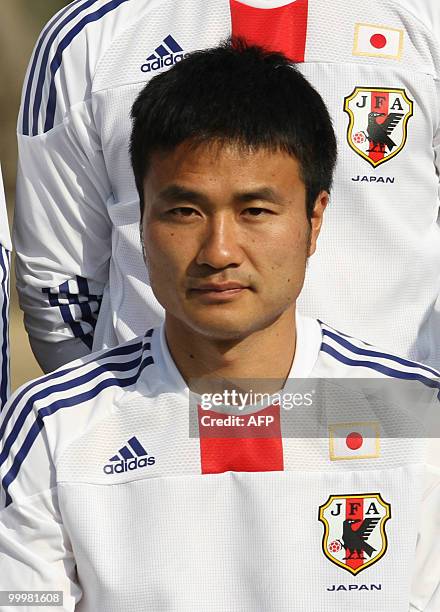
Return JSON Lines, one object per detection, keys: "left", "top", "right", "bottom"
{"left": 2, "top": 0, "right": 69, "bottom": 389}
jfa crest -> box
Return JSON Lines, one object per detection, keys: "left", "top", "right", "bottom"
{"left": 344, "top": 87, "right": 413, "bottom": 167}
{"left": 318, "top": 493, "right": 391, "bottom": 575}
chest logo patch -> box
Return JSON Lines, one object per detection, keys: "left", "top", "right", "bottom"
{"left": 319, "top": 493, "right": 391, "bottom": 575}
{"left": 344, "top": 87, "right": 413, "bottom": 167}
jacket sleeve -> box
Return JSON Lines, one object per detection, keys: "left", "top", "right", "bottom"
{"left": 14, "top": 8, "right": 113, "bottom": 372}
{"left": 0, "top": 492, "right": 80, "bottom": 612}
{"left": 409, "top": 457, "right": 440, "bottom": 611}
{"left": 0, "top": 386, "right": 81, "bottom": 611}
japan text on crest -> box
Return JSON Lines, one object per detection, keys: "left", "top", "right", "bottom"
{"left": 318, "top": 493, "right": 391, "bottom": 575}
{"left": 344, "top": 88, "right": 413, "bottom": 167}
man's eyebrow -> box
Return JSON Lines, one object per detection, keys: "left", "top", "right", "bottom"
{"left": 235, "top": 187, "right": 283, "bottom": 204}
{"left": 155, "top": 185, "right": 283, "bottom": 206}
{"left": 156, "top": 184, "right": 207, "bottom": 205}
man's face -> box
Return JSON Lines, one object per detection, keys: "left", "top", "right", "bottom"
{"left": 142, "top": 140, "right": 327, "bottom": 340}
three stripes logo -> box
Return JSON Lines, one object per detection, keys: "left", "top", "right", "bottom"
{"left": 103, "top": 436, "right": 155, "bottom": 475}
{"left": 141, "top": 35, "right": 188, "bottom": 73}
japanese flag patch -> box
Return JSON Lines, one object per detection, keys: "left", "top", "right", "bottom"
{"left": 353, "top": 23, "right": 404, "bottom": 60}
{"left": 329, "top": 421, "right": 380, "bottom": 460}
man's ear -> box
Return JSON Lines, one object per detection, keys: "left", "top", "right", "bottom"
{"left": 308, "top": 191, "right": 329, "bottom": 257}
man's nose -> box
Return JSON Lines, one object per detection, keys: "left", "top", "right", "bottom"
{"left": 195, "top": 214, "right": 244, "bottom": 270}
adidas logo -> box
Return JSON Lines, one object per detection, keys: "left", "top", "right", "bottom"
{"left": 141, "top": 34, "right": 189, "bottom": 73}
{"left": 103, "top": 436, "right": 155, "bottom": 475}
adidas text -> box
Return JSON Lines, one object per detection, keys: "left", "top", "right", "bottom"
{"left": 103, "top": 456, "right": 156, "bottom": 475}
{"left": 141, "top": 53, "right": 189, "bottom": 73}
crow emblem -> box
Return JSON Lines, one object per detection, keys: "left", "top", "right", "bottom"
{"left": 340, "top": 517, "right": 380, "bottom": 560}
{"left": 366, "top": 111, "right": 403, "bottom": 153}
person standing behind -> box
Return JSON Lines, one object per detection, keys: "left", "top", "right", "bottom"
{"left": 14, "top": 0, "right": 440, "bottom": 370}
{"left": 0, "top": 165, "right": 11, "bottom": 408}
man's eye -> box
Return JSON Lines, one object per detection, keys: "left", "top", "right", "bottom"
{"left": 243, "top": 208, "right": 272, "bottom": 216}
{"left": 169, "top": 207, "right": 199, "bottom": 217}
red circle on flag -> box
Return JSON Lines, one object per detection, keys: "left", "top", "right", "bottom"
{"left": 370, "top": 33, "right": 387, "bottom": 49}
{"left": 346, "top": 432, "right": 363, "bottom": 450}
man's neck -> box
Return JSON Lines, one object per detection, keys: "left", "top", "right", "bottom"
{"left": 164, "top": 309, "right": 297, "bottom": 389}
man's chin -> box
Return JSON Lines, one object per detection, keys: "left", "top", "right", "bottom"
{"left": 165, "top": 304, "right": 294, "bottom": 341}
{"left": 182, "top": 314, "right": 259, "bottom": 342}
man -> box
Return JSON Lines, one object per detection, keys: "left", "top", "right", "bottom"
{"left": 0, "top": 166, "right": 11, "bottom": 408}
{"left": 2, "top": 42, "right": 439, "bottom": 611}
{"left": 14, "top": 0, "right": 440, "bottom": 372}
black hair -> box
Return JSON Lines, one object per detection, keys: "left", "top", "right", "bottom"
{"left": 130, "top": 38, "right": 337, "bottom": 219}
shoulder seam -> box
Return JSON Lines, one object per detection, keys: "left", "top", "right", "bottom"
{"left": 22, "top": 0, "right": 132, "bottom": 136}
{"left": 321, "top": 325, "right": 440, "bottom": 378}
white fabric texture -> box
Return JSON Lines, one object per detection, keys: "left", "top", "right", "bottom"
{"left": 0, "top": 317, "right": 439, "bottom": 611}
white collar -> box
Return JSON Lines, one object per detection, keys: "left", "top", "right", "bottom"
{"left": 151, "top": 314, "right": 322, "bottom": 390}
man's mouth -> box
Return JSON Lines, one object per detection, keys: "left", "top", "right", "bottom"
{"left": 188, "top": 281, "right": 249, "bottom": 301}
{"left": 191, "top": 282, "right": 246, "bottom": 292}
